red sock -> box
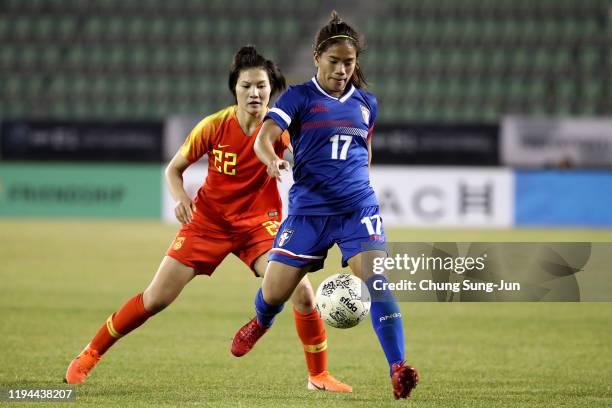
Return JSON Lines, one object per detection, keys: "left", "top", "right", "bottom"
{"left": 293, "top": 307, "right": 327, "bottom": 376}
{"left": 90, "top": 293, "right": 153, "bottom": 355}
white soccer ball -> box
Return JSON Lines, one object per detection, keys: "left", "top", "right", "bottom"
{"left": 315, "top": 273, "right": 371, "bottom": 329}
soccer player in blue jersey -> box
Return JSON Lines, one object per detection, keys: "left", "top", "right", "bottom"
{"left": 230, "top": 12, "right": 419, "bottom": 399}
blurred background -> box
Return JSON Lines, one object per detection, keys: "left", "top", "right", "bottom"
{"left": 1, "top": 0, "right": 611, "bottom": 229}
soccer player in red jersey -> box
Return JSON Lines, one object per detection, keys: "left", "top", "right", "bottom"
{"left": 65, "top": 46, "right": 351, "bottom": 393}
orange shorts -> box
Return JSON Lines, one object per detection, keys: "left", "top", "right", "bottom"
{"left": 166, "top": 215, "right": 281, "bottom": 276}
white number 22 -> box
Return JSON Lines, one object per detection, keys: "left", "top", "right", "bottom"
{"left": 361, "top": 215, "right": 382, "bottom": 235}
{"left": 330, "top": 134, "right": 352, "bottom": 160}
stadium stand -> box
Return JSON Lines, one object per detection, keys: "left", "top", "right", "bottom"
{"left": 0, "top": 0, "right": 319, "bottom": 119}
{"left": 362, "top": 0, "right": 610, "bottom": 122}
{"left": 0, "top": 0, "right": 609, "bottom": 122}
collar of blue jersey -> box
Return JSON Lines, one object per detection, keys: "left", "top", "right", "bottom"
{"left": 311, "top": 77, "right": 356, "bottom": 103}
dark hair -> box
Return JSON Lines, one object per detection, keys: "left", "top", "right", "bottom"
{"left": 313, "top": 11, "right": 367, "bottom": 89}
{"left": 228, "top": 46, "right": 286, "bottom": 101}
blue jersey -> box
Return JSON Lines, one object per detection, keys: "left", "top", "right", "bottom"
{"left": 266, "top": 77, "right": 379, "bottom": 215}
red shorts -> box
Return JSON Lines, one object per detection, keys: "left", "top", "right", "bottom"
{"left": 166, "top": 214, "right": 281, "bottom": 276}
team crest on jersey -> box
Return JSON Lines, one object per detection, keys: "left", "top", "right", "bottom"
{"left": 360, "top": 105, "right": 370, "bottom": 125}
{"left": 173, "top": 237, "right": 185, "bottom": 250}
{"left": 277, "top": 228, "right": 294, "bottom": 247}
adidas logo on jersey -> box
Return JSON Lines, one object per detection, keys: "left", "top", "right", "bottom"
{"left": 309, "top": 102, "right": 330, "bottom": 113}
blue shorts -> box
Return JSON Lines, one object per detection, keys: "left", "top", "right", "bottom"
{"left": 269, "top": 206, "right": 387, "bottom": 272}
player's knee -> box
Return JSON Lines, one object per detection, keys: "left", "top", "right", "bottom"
{"left": 293, "top": 297, "right": 315, "bottom": 313}
{"left": 143, "top": 289, "right": 174, "bottom": 314}
{"left": 264, "top": 292, "right": 289, "bottom": 306}
{"left": 143, "top": 297, "right": 169, "bottom": 314}
{"left": 292, "top": 281, "right": 316, "bottom": 312}
{"left": 262, "top": 278, "right": 294, "bottom": 305}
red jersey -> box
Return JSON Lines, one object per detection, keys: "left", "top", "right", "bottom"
{"left": 181, "top": 105, "right": 289, "bottom": 229}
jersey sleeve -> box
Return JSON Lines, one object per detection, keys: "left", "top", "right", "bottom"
{"left": 365, "top": 92, "right": 378, "bottom": 140}
{"left": 180, "top": 116, "right": 218, "bottom": 163}
{"left": 266, "top": 86, "right": 306, "bottom": 131}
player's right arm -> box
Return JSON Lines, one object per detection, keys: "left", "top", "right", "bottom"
{"left": 169, "top": 111, "right": 221, "bottom": 223}
{"left": 254, "top": 120, "right": 290, "bottom": 182}
{"left": 259, "top": 85, "right": 306, "bottom": 181}
{"left": 165, "top": 151, "right": 196, "bottom": 224}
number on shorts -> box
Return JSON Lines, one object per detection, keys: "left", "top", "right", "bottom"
{"left": 262, "top": 220, "right": 280, "bottom": 236}
{"left": 361, "top": 214, "right": 382, "bottom": 235}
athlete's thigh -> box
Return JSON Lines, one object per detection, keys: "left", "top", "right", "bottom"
{"left": 347, "top": 250, "right": 387, "bottom": 282}
{"left": 269, "top": 215, "right": 334, "bottom": 272}
{"left": 336, "top": 205, "right": 387, "bottom": 268}
{"left": 234, "top": 220, "right": 280, "bottom": 277}
{"left": 166, "top": 222, "right": 233, "bottom": 275}
{"left": 252, "top": 249, "right": 271, "bottom": 278}
{"left": 253, "top": 249, "right": 315, "bottom": 310}
{"left": 261, "top": 260, "right": 311, "bottom": 305}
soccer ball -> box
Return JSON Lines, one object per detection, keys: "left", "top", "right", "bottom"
{"left": 315, "top": 273, "right": 371, "bottom": 329}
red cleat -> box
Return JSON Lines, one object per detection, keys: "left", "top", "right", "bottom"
{"left": 391, "top": 362, "right": 419, "bottom": 399}
{"left": 231, "top": 317, "right": 267, "bottom": 357}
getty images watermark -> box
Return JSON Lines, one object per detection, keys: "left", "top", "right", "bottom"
{"left": 361, "top": 243, "right": 612, "bottom": 302}
{"left": 372, "top": 252, "right": 520, "bottom": 294}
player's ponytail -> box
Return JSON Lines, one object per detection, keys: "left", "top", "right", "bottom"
{"left": 228, "top": 46, "right": 287, "bottom": 101}
{"left": 313, "top": 11, "right": 367, "bottom": 89}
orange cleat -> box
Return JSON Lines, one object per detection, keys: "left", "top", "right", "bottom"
{"left": 64, "top": 344, "right": 101, "bottom": 384}
{"left": 307, "top": 371, "right": 353, "bottom": 393}
{"left": 391, "top": 362, "right": 419, "bottom": 399}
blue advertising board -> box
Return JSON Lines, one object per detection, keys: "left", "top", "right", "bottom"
{"left": 515, "top": 171, "right": 612, "bottom": 227}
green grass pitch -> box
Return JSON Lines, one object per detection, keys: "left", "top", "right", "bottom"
{"left": 1, "top": 220, "right": 611, "bottom": 407}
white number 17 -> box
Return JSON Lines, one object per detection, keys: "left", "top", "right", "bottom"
{"left": 330, "top": 134, "right": 352, "bottom": 160}
{"left": 361, "top": 215, "right": 382, "bottom": 235}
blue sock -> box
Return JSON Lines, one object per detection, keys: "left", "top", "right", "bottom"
{"left": 366, "top": 275, "right": 405, "bottom": 374}
{"left": 255, "top": 287, "right": 284, "bottom": 328}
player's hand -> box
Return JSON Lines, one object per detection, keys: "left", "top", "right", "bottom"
{"left": 175, "top": 198, "right": 196, "bottom": 224}
{"left": 266, "top": 158, "right": 290, "bottom": 182}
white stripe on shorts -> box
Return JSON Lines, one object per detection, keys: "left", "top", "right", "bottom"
{"left": 271, "top": 247, "right": 324, "bottom": 260}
